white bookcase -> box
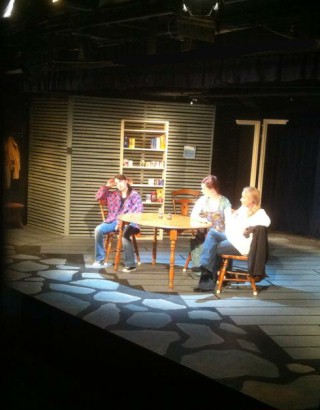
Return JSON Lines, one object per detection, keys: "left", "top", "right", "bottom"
{"left": 120, "top": 119, "right": 169, "bottom": 238}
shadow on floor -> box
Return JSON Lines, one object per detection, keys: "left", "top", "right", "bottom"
{"left": 1, "top": 286, "right": 276, "bottom": 410}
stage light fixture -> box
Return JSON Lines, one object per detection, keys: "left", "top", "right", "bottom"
{"left": 2, "top": 0, "right": 15, "bottom": 18}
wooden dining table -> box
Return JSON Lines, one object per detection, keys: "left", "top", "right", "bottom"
{"left": 114, "top": 213, "right": 212, "bottom": 290}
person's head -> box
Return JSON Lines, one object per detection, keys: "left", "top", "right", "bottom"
{"left": 114, "top": 174, "right": 132, "bottom": 195}
{"left": 201, "top": 175, "right": 220, "bottom": 197}
{"left": 240, "top": 187, "right": 261, "bottom": 215}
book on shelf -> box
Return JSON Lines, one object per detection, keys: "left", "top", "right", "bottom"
{"left": 150, "top": 136, "right": 166, "bottom": 150}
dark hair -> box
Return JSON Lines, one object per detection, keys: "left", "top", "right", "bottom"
{"left": 201, "top": 175, "right": 220, "bottom": 193}
{"left": 114, "top": 174, "right": 133, "bottom": 194}
{"left": 114, "top": 174, "right": 126, "bottom": 181}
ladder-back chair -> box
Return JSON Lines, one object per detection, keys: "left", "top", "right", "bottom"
{"left": 171, "top": 189, "right": 201, "bottom": 271}
{"left": 99, "top": 200, "right": 140, "bottom": 265}
{"left": 216, "top": 226, "right": 269, "bottom": 296}
{"left": 171, "top": 188, "right": 201, "bottom": 216}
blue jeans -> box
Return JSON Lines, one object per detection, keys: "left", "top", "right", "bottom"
{"left": 95, "top": 222, "right": 139, "bottom": 267}
{"left": 200, "top": 228, "right": 240, "bottom": 274}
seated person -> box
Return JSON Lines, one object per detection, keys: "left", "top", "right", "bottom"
{"left": 190, "top": 175, "right": 231, "bottom": 274}
{"left": 194, "top": 186, "right": 271, "bottom": 292}
{"left": 93, "top": 174, "right": 143, "bottom": 272}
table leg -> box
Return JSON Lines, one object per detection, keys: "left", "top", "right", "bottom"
{"left": 168, "top": 229, "right": 178, "bottom": 289}
{"left": 152, "top": 227, "right": 158, "bottom": 265}
{"left": 114, "top": 221, "right": 125, "bottom": 271}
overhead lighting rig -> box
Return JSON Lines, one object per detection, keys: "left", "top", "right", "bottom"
{"left": 178, "top": 1, "right": 222, "bottom": 42}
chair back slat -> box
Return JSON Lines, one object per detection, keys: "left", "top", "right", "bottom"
{"left": 99, "top": 201, "right": 108, "bottom": 221}
{"left": 171, "top": 189, "right": 201, "bottom": 216}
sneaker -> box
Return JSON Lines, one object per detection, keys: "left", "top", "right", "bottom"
{"left": 91, "top": 261, "right": 112, "bottom": 268}
{"left": 122, "top": 266, "right": 137, "bottom": 273}
{"left": 92, "top": 261, "right": 103, "bottom": 268}
{"left": 102, "top": 262, "right": 113, "bottom": 268}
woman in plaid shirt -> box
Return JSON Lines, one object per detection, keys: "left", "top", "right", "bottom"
{"left": 94, "top": 174, "right": 143, "bottom": 271}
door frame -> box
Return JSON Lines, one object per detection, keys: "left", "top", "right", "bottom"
{"left": 236, "top": 119, "right": 288, "bottom": 199}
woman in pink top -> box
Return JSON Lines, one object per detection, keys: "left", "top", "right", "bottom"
{"left": 94, "top": 174, "right": 143, "bottom": 271}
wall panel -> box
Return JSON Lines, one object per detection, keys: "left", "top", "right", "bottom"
{"left": 29, "top": 95, "right": 215, "bottom": 237}
{"left": 28, "top": 96, "right": 69, "bottom": 234}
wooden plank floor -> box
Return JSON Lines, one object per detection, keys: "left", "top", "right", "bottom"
{"left": 4, "top": 225, "right": 320, "bottom": 410}
{"left": 6, "top": 226, "right": 320, "bottom": 295}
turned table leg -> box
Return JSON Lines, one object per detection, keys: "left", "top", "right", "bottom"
{"left": 168, "top": 229, "right": 178, "bottom": 290}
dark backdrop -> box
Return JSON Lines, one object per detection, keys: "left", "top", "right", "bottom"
{"left": 213, "top": 102, "right": 320, "bottom": 238}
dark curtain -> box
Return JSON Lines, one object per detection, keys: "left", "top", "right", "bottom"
{"left": 262, "top": 109, "right": 320, "bottom": 237}
{"left": 213, "top": 104, "right": 320, "bottom": 239}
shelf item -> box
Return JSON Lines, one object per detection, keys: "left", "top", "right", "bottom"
{"left": 120, "top": 119, "right": 169, "bottom": 238}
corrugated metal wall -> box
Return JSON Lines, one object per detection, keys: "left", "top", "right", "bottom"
{"left": 28, "top": 95, "right": 215, "bottom": 236}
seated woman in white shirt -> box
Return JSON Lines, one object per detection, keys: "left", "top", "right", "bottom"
{"left": 189, "top": 175, "right": 231, "bottom": 273}
{"left": 194, "top": 186, "right": 271, "bottom": 292}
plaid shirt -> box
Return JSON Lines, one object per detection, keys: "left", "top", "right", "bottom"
{"left": 96, "top": 185, "right": 143, "bottom": 227}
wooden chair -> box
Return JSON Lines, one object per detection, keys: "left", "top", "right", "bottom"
{"left": 216, "top": 254, "right": 258, "bottom": 295}
{"left": 171, "top": 188, "right": 201, "bottom": 216}
{"left": 99, "top": 200, "right": 141, "bottom": 265}
{"left": 171, "top": 188, "right": 201, "bottom": 272}
{"left": 215, "top": 226, "right": 269, "bottom": 296}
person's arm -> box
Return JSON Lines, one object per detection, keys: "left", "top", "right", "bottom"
{"left": 222, "top": 197, "right": 232, "bottom": 211}
{"left": 95, "top": 178, "right": 115, "bottom": 201}
{"left": 119, "top": 191, "right": 143, "bottom": 215}
{"left": 242, "top": 209, "right": 271, "bottom": 238}
{"left": 130, "top": 192, "right": 143, "bottom": 214}
{"left": 249, "top": 209, "right": 271, "bottom": 228}
{"left": 190, "top": 197, "right": 208, "bottom": 222}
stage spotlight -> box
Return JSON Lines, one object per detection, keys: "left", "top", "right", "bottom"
{"left": 2, "top": 0, "right": 15, "bottom": 18}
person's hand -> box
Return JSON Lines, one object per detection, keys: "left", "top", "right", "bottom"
{"left": 105, "top": 178, "right": 115, "bottom": 187}
{"left": 243, "top": 226, "right": 255, "bottom": 237}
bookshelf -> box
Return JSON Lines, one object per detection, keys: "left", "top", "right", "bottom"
{"left": 120, "top": 119, "right": 169, "bottom": 238}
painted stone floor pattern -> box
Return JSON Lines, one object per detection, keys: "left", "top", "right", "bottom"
{"left": 4, "top": 244, "right": 320, "bottom": 410}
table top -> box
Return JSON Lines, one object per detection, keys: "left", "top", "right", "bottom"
{"left": 118, "top": 212, "right": 212, "bottom": 230}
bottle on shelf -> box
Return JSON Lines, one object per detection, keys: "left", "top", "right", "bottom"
{"left": 151, "top": 191, "right": 157, "bottom": 202}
